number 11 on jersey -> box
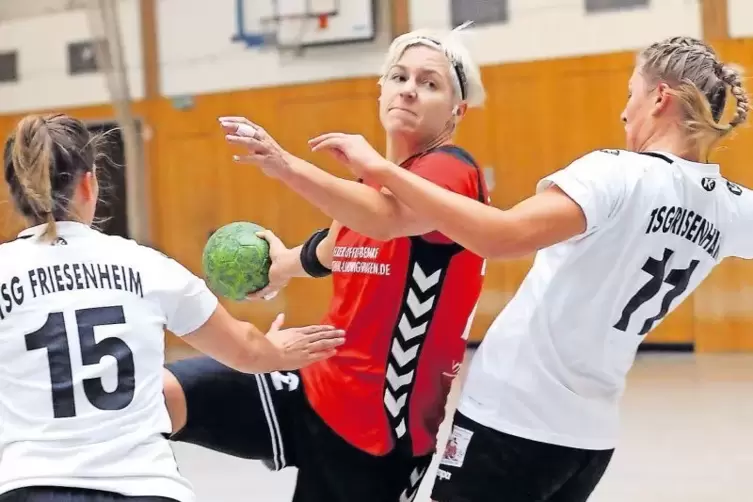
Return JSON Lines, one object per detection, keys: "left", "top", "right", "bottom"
{"left": 25, "top": 305, "right": 135, "bottom": 418}
{"left": 613, "top": 248, "right": 699, "bottom": 336}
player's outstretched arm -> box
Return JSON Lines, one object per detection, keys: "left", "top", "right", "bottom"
{"left": 219, "top": 117, "right": 433, "bottom": 241}
{"left": 162, "top": 309, "right": 344, "bottom": 434}
{"left": 277, "top": 155, "right": 433, "bottom": 241}
{"left": 181, "top": 306, "right": 345, "bottom": 374}
{"left": 153, "top": 248, "right": 345, "bottom": 372}
{"left": 309, "top": 133, "right": 590, "bottom": 260}
{"left": 377, "top": 166, "right": 586, "bottom": 259}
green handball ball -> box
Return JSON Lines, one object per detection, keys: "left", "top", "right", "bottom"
{"left": 202, "top": 221, "right": 271, "bottom": 301}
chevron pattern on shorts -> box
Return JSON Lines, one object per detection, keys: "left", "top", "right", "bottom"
{"left": 384, "top": 262, "right": 443, "bottom": 441}
{"left": 398, "top": 466, "right": 427, "bottom": 502}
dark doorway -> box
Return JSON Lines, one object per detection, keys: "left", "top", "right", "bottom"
{"left": 86, "top": 121, "right": 130, "bottom": 239}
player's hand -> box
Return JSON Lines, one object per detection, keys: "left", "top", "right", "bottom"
{"left": 245, "top": 230, "right": 292, "bottom": 301}
{"left": 219, "top": 117, "right": 293, "bottom": 179}
{"left": 308, "top": 133, "right": 389, "bottom": 179}
{"left": 265, "top": 313, "right": 345, "bottom": 369}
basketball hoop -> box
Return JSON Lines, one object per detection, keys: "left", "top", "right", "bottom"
{"left": 231, "top": 0, "right": 344, "bottom": 56}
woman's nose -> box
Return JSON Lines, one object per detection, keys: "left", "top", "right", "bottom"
{"left": 399, "top": 80, "right": 417, "bottom": 98}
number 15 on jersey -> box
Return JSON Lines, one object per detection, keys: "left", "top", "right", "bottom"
{"left": 25, "top": 305, "right": 135, "bottom": 418}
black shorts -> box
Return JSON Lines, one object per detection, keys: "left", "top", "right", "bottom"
{"left": 431, "top": 411, "right": 614, "bottom": 502}
{"left": 0, "top": 487, "right": 176, "bottom": 502}
{"left": 165, "top": 356, "right": 433, "bottom": 502}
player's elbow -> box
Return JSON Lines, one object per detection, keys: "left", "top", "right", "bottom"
{"left": 351, "top": 215, "right": 408, "bottom": 241}
{"left": 376, "top": 211, "right": 436, "bottom": 241}
{"left": 377, "top": 222, "right": 433, "bottom": 241}
{"left": 378, "top": 224, "right": 416, "bottom": 241}
{"left": 484, "top": 234, "right": 539, "bottom": 260}
{"left": 186, "top": 315, "right": 275, "bottom": 374}
{"left": 466, "top": 240, "right": 519, "bottom": 260}
{"left": 362, "top": 224, "right": 397, "bottom": 242}
{"left": 365, "top": 197, "right": 426, "bottom": 241}
{"left": 477, "top": 220, "right": 537, "bottom": 260}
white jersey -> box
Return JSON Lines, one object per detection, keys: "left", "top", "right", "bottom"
{"left": 0, "top": 221, "right": 218, "bottom": 500}
{"left": 459, "top": 149, "right": 753, "bottom": 450}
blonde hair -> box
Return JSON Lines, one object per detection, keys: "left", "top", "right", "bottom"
{"left": 379, "top": 22, "right": 486, "bottom": 108}
{"left": 3, "top": 113, "right": 100, "bottom": 242}
{"left": 638, "top": 36, "right": 750, "bottom": 149}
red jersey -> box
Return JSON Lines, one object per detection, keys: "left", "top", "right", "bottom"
{"left": 300, "top": 145, "right": 489, "bottom": 457}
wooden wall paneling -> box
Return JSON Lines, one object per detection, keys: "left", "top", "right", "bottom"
{"left": 153, "top": 133, "right": 220, "bottom": 273}
{"left": 154, "top": 132, "right": 221, "bottom": 351}
{"left": 708, "top": 38, "right": 753, "bottom": 179}
{"left": 701, "top": 0, "right": 729, "bottom": 41}
{"left": 450, "top": 66, "right": 502, "bottom": 341}
{"left": 482, "top": 61, "right": 556, "bottom": 336}
{"left": 0, "top": 114, "right": 22, "bottom": 241}
{"left": 147, "top": 92, "right": 229, "bottom": 257}
{"left": 214, "top": 86, "right": 294, "bottom": 233}
{"left": 140, "top": 0, "right": 160, "bottom": 99}
{"left": 693, "top": 260, "right": 753, "bottom": 352}
{"left": 149, "top": 91, "right": 239, "bottom": 249}
{"left": 390, "top": 0, "right": 410, "bottom": 38}
{"left": 553, "top": 70, "right": 629, "bottom": 156}
{"left": 694, "top": 38, "right": 753, "bottom": 352}
{"left": 0, "top": 191, "right": 24, "bottom": 242}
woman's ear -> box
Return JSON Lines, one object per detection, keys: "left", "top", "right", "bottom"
{"left": 79, "top": 171, "right": 98, "bottom": 203}
{"left": 452, "top": 102, "right": 468, "bottom": 120}
{"left": 651, "top": 82, "right": 672, "bottom": 117}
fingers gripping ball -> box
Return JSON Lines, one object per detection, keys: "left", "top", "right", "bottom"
{"left": 202, "top": 222, "right": 271, "bottom": 301}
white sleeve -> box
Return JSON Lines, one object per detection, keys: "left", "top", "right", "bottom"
{"left": 536, "top": 150, "right": 628, "bottom": 234}
{"left": 148, "top": 250, "right": 219, "bottom": 336}
{"left": 722, "top": 182, "right": 753, "bottom": 259}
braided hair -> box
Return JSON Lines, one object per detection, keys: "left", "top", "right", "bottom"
{"left": 638, "top": 36, "right": 749, "bottom": 143}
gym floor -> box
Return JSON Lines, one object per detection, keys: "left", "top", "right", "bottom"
{"left": 169, "top": 349, "right": 753, "bottom": 502}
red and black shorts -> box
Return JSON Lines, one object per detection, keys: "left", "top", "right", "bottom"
{"left": 165, "top": 356, "right": 433, "bottom": 502}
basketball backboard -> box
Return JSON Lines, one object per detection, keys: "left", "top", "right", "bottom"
{"left": 231, "top": 0, "right": 376, "bottom": 51}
